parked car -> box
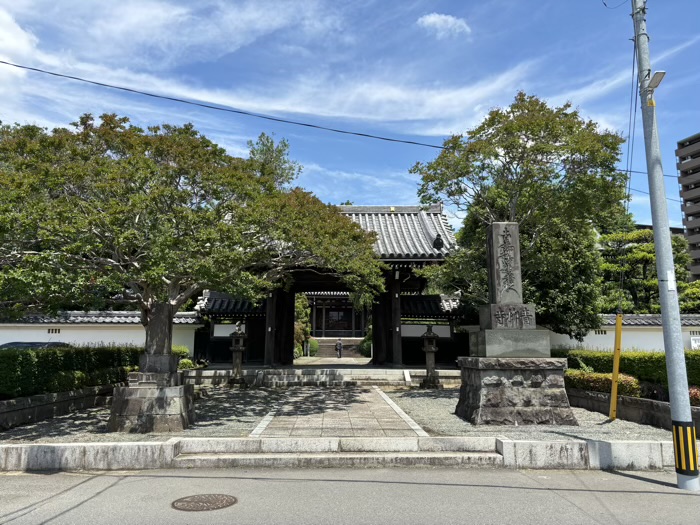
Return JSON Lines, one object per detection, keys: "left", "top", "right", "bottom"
{"left": 0, "top": 342, "right": 72, "bottom": 349}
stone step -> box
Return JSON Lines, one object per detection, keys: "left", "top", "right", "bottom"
{"left": 173, "top": 451, "right": 504, "bottom": 469}
{"left": 177, "top": 437, "right": 498, "bottom": 454}
{"left": 262, "top": 380, "right": 361, "bottom": 387}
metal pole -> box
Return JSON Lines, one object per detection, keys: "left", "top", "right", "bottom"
{"left": 609, "top": 312, "right": 623, "bottom": 420}
{"left": 631, "top": 0, "right": 699, "bottom": 491}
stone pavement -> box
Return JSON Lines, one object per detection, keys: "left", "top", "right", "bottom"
{"left": 251, "top": 386, "right": 427, "bottom": 438}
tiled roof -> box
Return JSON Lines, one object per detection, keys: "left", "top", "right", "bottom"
{"left": 401, "top": 295, "right": 460, "bottom": 319}
{"left": 195, "top": 291, "right": 265, "bottom": 317}
{"left": 339, "top": 204, "right": 456, "bottom": 261}
{"left": 600, "top": 314, "right": 700, "bottom": 327}
{"left": 9, "top": 311, "right": 202, "bottom": 325}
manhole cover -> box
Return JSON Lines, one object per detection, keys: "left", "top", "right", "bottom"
{"left": 171, "top": 494, "right": 237, "bottom": 512}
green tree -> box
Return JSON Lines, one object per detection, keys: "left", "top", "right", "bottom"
{"left": 0, "top": 114, "right": 384, "bottom": 363}
{"left": 412, "top": 92, "right": 629, "bottom": 339}
{"left": 599, "top": 229, "right": 691, "bottom": 313}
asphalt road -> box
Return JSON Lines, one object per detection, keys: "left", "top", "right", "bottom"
{"left": 0, "top": 468, "right": 698, "bottom": 525}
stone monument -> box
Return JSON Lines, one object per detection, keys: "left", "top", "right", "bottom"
{"left": 456, "top": 222, "right": 576, "bottom": 425}
{"left": 107, "top": 351, "right": 195, "bottom": 433}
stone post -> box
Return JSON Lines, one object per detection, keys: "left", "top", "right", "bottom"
{"left": 470, "top": 223, "right": 550, "bottom": 358}
{"left": 420, "top": 325, "right": 443, "bottom": 389}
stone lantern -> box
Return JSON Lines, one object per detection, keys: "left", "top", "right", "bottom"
{"left": 229, "top": 323, "right": 248, "bottom": 388}
{"left": 420, "top": 325, "right": 442, "bottom": 389}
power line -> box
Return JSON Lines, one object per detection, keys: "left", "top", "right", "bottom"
{"left": 602, "top": 0, "right": 628, "bottom": 9}
{"left": 0, "top": 61, "right": 682, "bottom": 180}
{"left": 0, "top": 60, "right": 446, "bottom": 151}
{"left": 630, "top": 186, "right": 682, "bottom": 203}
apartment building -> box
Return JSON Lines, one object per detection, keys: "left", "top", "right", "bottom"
{"left": 677, "top": 132, "right": 700, "bottom": 280}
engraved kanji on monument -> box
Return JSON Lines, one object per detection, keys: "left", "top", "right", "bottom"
{"left": 479, "top": 223, "right": 537, "bottom": 332}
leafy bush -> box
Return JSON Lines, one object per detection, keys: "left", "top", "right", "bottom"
{"left": 177, "top": 358, "right": 195, "bottom": 370}
{"left": 308, "top": 338, "right": 319, "bottom": 357}
{"left": 0, "top": 345, "right": 141, "bottom": 400}
{"left": 690, "top": 386, "right": 700, "bottom": 407}
{"left": 566, "top": 349, "right": 700, "bottom": 387}
{"left": 565, "top": 369, "right": 641, "bottom": 397}
{"left": 358, "top": 325, "right": 372, "bottom": 357}
{"left": 293, "top": 344, "right": 303, "bottom": 359}
{"left": 171, "top": 345, "right": 190, "bottom": 360}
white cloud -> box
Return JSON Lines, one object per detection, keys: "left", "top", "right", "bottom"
{"left": 0, "top": 0, "right": 342, "bottom": 70}
{"left": 417, "top": 13, "right": 471, "bottom": 40}
{"left": 299, "top": 163, "right": 417, "bottom": 205}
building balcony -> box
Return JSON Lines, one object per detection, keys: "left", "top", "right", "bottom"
{"left": 678, "top": 156, "right": 700, "bottom": 175}
{"left": 676, "top": 140, "right": 700, "bottom": 159}
{"left": 680, "top": 186, "right": 700, "bottom": 202}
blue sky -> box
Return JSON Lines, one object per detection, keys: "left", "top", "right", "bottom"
{"left": 1, "top": 0, "right": 698, "bottom": 230}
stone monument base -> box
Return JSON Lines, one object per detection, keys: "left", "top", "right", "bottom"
{"left": 456, "top": 357, "right": 577, "bottom": 425}
{"left": 107, "top": 371, "right": 195, "bottom": 433}
{"left": 469, "top": 329, "right": 551, "bottom": 358}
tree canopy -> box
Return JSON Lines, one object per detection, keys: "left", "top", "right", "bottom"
{"left": 412, "top": 92, "right": 630, "bottom": 340}
{"left": 0, "top": 114, "right": 384, "bottom": 354}
{"left": 599, "top": 229, "right": 691, "bottom": 314}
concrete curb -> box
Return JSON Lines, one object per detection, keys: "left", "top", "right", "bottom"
{"left": 0, "top": 436, "right": 677, "bottom": 472}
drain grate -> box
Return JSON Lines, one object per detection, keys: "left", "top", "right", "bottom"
{"left": 172, "top": 494, "right": 238, "bottom": 512}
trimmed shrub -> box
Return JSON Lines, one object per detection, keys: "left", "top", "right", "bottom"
{"left": 565, "top": 369, "right": 641, "bottom": 397}
{"left": 308, "top": 338, "right": 319, "bottom": 357}
{"left": 550, "top": 347, "right": 570, "bottom": 359}
{"left": 177, "top": 358, "right": 196, "bottom": 370}
{"left": 567, "top": 349, "right": 700, "bottom": 387}
{"left": 171, "top": 345, "right": 190, "bottom": 360}
{"left": 0, "top": 345, "right": 141, "bottom": 400}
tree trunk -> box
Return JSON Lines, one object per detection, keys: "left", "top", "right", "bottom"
{"left": 144, "top": 302, "right": 175, "bottom": 355}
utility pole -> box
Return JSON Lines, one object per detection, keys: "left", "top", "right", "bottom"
{"left": 631, "top": 0, "right": 699, "bottom": 491}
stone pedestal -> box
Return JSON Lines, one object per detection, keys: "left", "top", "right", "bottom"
{"left": 107, "top": 353, "right": 195, "bottom": 433}
{"left": 455, "top": 357, "right": 577, "bottom": 425}
{"left": 469, "top": 329, "right": 551, "bottom": 358}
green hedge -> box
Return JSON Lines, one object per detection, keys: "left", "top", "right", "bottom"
{"left": 0, "top": 345, "right": 141, "bottom": 400}
{"left": 566, "top": 350, "right": 700, "bottom": 387}
{"left": 565, "top": 369, "right": 641, "bottom": 397}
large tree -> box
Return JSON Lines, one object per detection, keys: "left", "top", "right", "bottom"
{"left": 412, "top": 92, "right": 629, "bottom": 339}
{"left": 0, "top": 114, "right": 384, "bottom": 357}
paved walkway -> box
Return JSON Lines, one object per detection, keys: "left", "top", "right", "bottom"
{"left": 251, "top": 386, "right": 428, "bottom": 438}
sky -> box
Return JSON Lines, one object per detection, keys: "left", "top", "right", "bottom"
{"left": 1, "top": 0, "right": 699, "bottom": 230}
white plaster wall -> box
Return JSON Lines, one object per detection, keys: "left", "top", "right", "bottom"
{"left": 401, "top": 324, "right": 451, "bottom": 338}
{"left": 213, "top": 323, "right": 246, "bottom": 337}
{"left": 0, "top": 324, "right": 199, "bottom": 355}
{"left": 550, "top": 326, "right": 697, "bottom": 352}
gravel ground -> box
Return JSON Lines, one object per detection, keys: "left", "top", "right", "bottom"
{"left": 385, "top": 387, "right": 677, "bottom": 441}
